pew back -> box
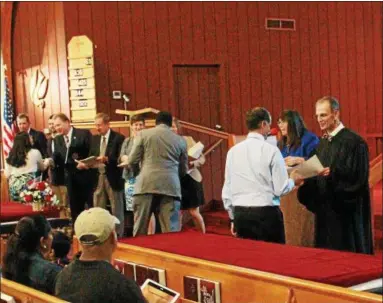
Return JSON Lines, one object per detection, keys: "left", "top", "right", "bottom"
{"left": 0, "top": 279, "right": 68, "bottom": 303}
{"left": 73, "top": 238, "right": 382, "bottom": 303}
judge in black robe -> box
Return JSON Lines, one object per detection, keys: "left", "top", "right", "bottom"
{"left": 298, "top": 127, "right": 373, "bottom": 254}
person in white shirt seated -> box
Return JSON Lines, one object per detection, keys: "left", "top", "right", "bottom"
{"left": 5, "top": 132, "right": 51, "bottom": 202}
{"left": 222, "top": 107, "right": 304, "bottom": 244}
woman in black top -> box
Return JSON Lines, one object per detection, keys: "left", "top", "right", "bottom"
{"left": 2, "top": 215, "right": 62, "bottom": 294}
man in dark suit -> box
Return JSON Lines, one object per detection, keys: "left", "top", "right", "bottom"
{"left": 78, "top": 113, "right": 125, "bottom": 237}
{"left": 47, "top": 115, "right": 68, "bottom": 218}
{"left": 51, "top": 113, "right": 93, "bottom": 224}
{"left": 17, "top": 113, "right": 48, "bottom": 157}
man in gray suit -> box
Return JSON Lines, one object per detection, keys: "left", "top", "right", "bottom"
{"left": 127, "top": 111, "right": 188, "bottom": 236}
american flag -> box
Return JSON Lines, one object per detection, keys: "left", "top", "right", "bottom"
{"left": 2, "top": 77, "right": 16, "bottom": 157}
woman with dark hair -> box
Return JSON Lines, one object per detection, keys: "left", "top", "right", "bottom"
{"left": 277, "top": 110, "right": 319, "bottom": 167}
{"left": 2, "top": 215, "right": 62, "bottom": 294}
{"left": 51, "top": 230, "right": 71, "bottom": 267}
{"left": 5, "top": 132, "right": 51, "bottom": 201}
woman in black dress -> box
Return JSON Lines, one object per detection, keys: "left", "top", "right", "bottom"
{"left": 172, "top": 118, "right": 206, "bottom": 233}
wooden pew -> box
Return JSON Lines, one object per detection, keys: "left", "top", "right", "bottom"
{"left": 0, "top": 278, "right": 68, "bottom": 303}
{"left": 72, "top": 238, "right": 382, "bottom": 303}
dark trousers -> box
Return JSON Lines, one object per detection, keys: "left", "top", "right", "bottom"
{"left": 65, "top": 170, "right": 93, "bottom": 224}
{"left": 234, "top": 206, "right": 285, "bottom": 244}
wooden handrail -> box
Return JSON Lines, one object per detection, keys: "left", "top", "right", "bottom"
{"left": 369, "top": 153, "right": 382, "bottom": 169}
{"left": 369, "top": 153, "right": 382, "bottom": 189}
{"left": 114, "top": 107, "right": 231, "bottom": 140}
{"left": 178, "top": 120, "right": 230, "bottom": 140}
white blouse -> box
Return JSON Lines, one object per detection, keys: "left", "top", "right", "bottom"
{"left": 4, "top": 149, "right": 48, "bottom": 178}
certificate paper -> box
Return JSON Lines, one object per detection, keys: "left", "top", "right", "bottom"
{"left": 287, "top": 155, "right": 324, "bottom": 179}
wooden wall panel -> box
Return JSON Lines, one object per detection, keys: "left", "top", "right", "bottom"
{"left": 106, "top": 2, "right": 123, "bottom": 120}
{"left": 12, "top": 2, "right": 68, "bottom": 129}
{"left": 91, "top": 2, "right": 108, "bottom": 115}
{"left": 155, "top": 2, "right": 172, "bottom": 111}
{"left": 372, "top": 4, "right": 383, "bottom": 135}
{"left": 8, "top": 2, "right": 383, "bottom": 201}
{"left": 11, "top": 2, "right": 383, "bottom": 134}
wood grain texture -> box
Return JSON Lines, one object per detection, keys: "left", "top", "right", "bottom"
{"left": 6, "top": 2, "right": 383, "bottom": 199}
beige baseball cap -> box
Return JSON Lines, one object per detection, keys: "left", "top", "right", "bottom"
{"left": 75, "top": 207, "right": 120, "bottom": 246}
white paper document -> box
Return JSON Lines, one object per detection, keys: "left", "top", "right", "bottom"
{"left": 188, "top": 141, "right": 204, "bottom": 159}
{"left": 287, "top": 155, "right": 324, "bottom": 179}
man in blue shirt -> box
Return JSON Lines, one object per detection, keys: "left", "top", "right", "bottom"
{"left": 222, "top": 107, "right": 304, "bottom": 243}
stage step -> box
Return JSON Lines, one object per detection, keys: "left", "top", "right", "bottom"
{"left": 203, "top": 210, "right": 231, "bottom": 236}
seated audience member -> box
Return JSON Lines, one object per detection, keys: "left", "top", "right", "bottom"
{"left": 172, "top": 118, "right": 206, "bottom": 233}
{"left": 51, "top": 231, "right": 71, "bottom": 267}
{"left": 119, "top": 114, "right": 146, "bottom": 237}
{"left": 277, "top": 110, "right": 319, "bottom": 167}
{"left": 4, "top": 132, "right": 51, "bottom": 201}
{"left": 55, "top": 207, "right": 146, "bottom": 303}
{"left": 2, "top": 215, "right": 62, "bottom": 294}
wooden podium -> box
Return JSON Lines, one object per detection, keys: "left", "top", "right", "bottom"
{"left": 280, "top": 190, "right": 315, "bottom": 247}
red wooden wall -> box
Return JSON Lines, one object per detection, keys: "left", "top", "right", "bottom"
{"left": 9, "top": 1, "right": 383, "bottom": 200}
{"left": 12, "top": 2, "right": 69, "bottom": 132}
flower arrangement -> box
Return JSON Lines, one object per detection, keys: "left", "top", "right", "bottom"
{"left": 19, "top": 179, "right": 60, "bottom": 211}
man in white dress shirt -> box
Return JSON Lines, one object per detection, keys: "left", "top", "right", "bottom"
{"left": 222, "top": 107, "right": 303, "bottom": 243}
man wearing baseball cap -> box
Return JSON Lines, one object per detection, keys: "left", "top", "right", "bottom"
{"left": 55, "top": 208, "right": 146, "bottom": 303}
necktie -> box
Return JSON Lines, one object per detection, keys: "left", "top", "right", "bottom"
{"left": 100, "top": 136, "right": 107, "bottom": 156}
{"left": 64, "top": 135, "right": 70, "bottom": 148}
{"left": 99, "top": 136, "right": 107, "bottom": 174}
{"left": 64, "top": 135, "right": 70, "bottom": 163}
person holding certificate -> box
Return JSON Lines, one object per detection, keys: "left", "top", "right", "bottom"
{"left": 172, "top": 118, "right": 206, "bottom": 233}
{"left": 277, "top": 110, "right": 319, "bottom": 167}
{"left": 77, "top": 113, "right": 125, "bottom": 237}
{"left": 298, "top": 96, "right": 373, "bottom": 254}
{"left": 119, "top": 114, "right": 146, "bottom": 236}
{"left": 222, "top": 107, "right": 304, "bottom": 243}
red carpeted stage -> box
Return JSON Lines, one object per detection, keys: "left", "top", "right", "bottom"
{"left": 120, "top": 231, "right": 383, "bottom": 288}
{"left": 0, "top": 201, "right": 59, "bottom": 222}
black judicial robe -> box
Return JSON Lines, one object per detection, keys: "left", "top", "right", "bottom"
{"left": 298, "top": 128, "right": 373, "bottom": 254}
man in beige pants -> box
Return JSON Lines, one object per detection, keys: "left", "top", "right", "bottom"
{"left": 78, "top": 113, "right": 125, "bottom": 237}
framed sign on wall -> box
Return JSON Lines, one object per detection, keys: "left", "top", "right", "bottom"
{"left": 67, "top": 35, "right": 97, "bottom": 122}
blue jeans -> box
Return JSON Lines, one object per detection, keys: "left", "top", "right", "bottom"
{"left": 170, "top": 200, "right": 181, "bottom": 232}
